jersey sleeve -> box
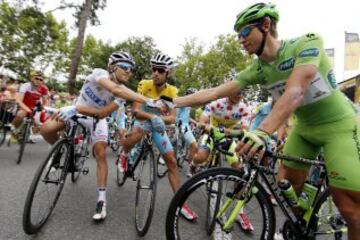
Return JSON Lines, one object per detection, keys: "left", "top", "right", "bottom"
{"left": 88, "top": 68, "right": 109, "bottom": 83}
{"left": 137, "top": 80, "right": 146, "bottom": 95}
{"left": 294, "top": 33, "right": 323, "bottom": 68}
{"left": 235, "top": 62, "right": 263, "bottom": 88}
{"left": 203, "top": 103, "right": 213, "bottom": 118}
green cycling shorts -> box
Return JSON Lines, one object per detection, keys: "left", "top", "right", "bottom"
{"left": 283, "top": 117, "right": 360, "bottom": 191}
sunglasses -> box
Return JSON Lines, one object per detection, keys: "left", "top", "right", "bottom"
{"left": 152, "top": 67, "right": 167, "bottom": 74}
{"left": 34, "top": 77, "right": 44, "bottom": 81}
{"left": 238, "top": 24, "right": 259, "bottom": 39}
{"left": 116, "top": 63, "right": 134, "bottom": 73}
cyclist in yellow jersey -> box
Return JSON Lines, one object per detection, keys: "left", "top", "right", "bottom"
{"left": 120, "top": 53, "right": 198, "bottom": 221}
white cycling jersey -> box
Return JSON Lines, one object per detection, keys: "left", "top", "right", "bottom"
{"left": 76, "top": 68, "right": 125, "bottom": 108}
{"left": 74, "top": 68, "right": 125, "bottom": 143}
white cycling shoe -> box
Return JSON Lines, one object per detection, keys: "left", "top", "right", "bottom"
{"left": 92, "top": 201, "right": 106, "bottom": 221}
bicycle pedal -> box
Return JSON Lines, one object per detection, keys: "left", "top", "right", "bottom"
{"left": 82, "top": 167, "right": 89, "bottom": 175}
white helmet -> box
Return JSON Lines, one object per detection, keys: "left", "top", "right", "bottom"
{"left": 150, "top": 53, "right": 175, "bottom": 70}
{"left": 108, "top": 51, "right": 135, "bottom": 69}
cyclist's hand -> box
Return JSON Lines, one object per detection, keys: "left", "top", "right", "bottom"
{"left": 58, "top": 106, "right": 77, "bottom": 121}
{"left": 150, "top": 116, "right": 166, "bottom": 133}
{"left": 235, "top": 129, "right": 270, "bottom": 160}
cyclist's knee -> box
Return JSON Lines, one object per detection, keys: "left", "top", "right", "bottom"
{"left": 193, "top": 149, "right": 209, "bottom": 164}
{"left": 163, "top": 152, "right": 177, "bottom": 170}
{"left": 93, "top": 142, "right": 107, "bottom": 160}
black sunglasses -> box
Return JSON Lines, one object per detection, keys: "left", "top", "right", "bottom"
{"left": 152, "top": 67, "right": 167, "bottom": 74}
{"left": 34, "top": 77, "right": 44, "bottom": 81}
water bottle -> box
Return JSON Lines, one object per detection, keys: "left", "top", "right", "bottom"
{"left": 298, "top": 182, "right": 318, "bottom": 210}
{"left": 278, "top": 179, "right": 298, "bottom": 207}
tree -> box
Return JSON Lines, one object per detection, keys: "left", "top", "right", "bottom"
{"left": 0, "top": 1, "right": 69, "bottom": 80}
{"left": 175, "top": 34, "right": 251, "bottom": 94}
{"left": 68, "top": 0, "right": 107, "bottom": 94}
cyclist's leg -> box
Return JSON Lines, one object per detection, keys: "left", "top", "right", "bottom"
{"left": 277, "top": 129, "right": 320, "bottom": 193}
{"left": 119, "top": 120, "right": 147, "bottom": 152}
{"left": 87, "top": 118, "right": 109, "bottom": 220}
{"left": 40, "top": 118, "right": 65, "bottom": 144}
{"left": 193, "top": 134, "right": 212, "bottom": 165}
{"left": 153, "top": 129, "right": 179, "bottom": 192}
{"left": 322, "top": 118, "right": 360, "bottom": 239}
{"left": 183, "top": 124, "right": 198, "bottom": 163}
{"left": 12, "top": 109, "right": 27, "bottom": 128}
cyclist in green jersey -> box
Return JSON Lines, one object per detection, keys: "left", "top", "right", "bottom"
{"left": 171, "top": 3, "right": 360, "bottom": 239}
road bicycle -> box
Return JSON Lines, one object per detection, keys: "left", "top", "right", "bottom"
{"left": 166, "top": 144, "right": 347, "bottom": 239}
{"left": 8, "top": 101, "right": 42, "bottom": 164}
{"left": 23, "top": 115, "right": 93, "bottom": 234}
{"left": 115, "top": 130, "right": 157, "bottom": 236}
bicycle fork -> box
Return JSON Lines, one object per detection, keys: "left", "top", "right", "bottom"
{"left": 216, "top": 195, "right": 246, "bottom": 232}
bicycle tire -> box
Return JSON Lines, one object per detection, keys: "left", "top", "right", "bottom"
{"left": 0, "top": 124, "right": 7, "bottom": 146}
{"left": 135, "top": 147, "right": 157, "bottom": 236}
{"left": 157, "top": 154, "right": 168, "bottom": 178}
{"left": 166, "top": 167, "right": 275, "bottom": 240}
{"left": 307, "top": 187, "right": 347, "bottom": 239}
{"left": 23, "top": 139, "right": 71, "bottom": 234}
{"left": 205, "top": 154, "right": 224, "bottom": 235}
{"left": 17, "top": 122, "right": 30, "bottom": 164}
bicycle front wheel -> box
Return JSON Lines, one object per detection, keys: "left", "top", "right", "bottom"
{"left": 166, "top": 167, "right": 275, "bottom": 240}
{"left": 308, "top": 187, "right": 347, "bottom": 240}
{"left": 23, "top": 139, "right": 71, "bottom": 234}
{"left": 135, "top": 148, "right": 157, "bottom": 236}
{"left": 17, "top": 122, "right": 31, "bottom": 164}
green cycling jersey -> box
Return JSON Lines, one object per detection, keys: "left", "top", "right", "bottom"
{"left": 236, "top": 32, "right": 356, "bottom": 126}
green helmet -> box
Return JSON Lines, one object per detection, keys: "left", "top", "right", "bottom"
{"left": 234, "top": 3, "right": 279, "bottom": 32}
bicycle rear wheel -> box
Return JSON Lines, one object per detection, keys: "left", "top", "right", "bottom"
{"left": 135, "top": 148, "right": 157, "bottom": 236}
{"left": 17, "top": 122, "right": 31, "bottom": 164}
{"left": 166, "top": 167, "right": 275, "bottom": 240}
{"left": 308, "top": 187, "right": 347, "bottom": 240}
{"left": 0, "top": 124, "right": 7, "bottom": 146}
{"left": 23, "top": 139, "right": 71, "bottom": 234}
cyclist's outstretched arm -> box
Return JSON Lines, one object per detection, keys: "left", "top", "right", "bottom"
{"left": 174, "top": 81, "right": 241, "bottom": 108}
{"left": 76, "top": 102, "right": 118, "bottom": 119}
{"left": 258, "top": 65, "right": 316, "bottom": 135}
{"left": 98, "top": 78, "right": 148, "bottom": 103}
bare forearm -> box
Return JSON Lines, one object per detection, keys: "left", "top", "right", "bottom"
{"left": 76, "top": 103, "right": 118, "bottom": 119}
{"left": 174, "top": 81, "right": 241, "bottom": 108}
{"left": 112, "top": 85, "right": 148, "bottom": 103}
{"left": 161, "top": 115, "right": 175, "bottom": 125}
{"left": 134, "top": 109, "right": 154, "bottom": 121}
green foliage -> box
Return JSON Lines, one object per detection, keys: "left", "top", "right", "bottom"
{"left": 175, "top": 34, "right": 250, "bottom": 95}
{"left": 0, "top": 1, "right": 69, "bottom": 81}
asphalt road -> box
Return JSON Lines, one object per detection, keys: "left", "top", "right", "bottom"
{"left": 0, "top": 137, "right": 286, "bottom": 240}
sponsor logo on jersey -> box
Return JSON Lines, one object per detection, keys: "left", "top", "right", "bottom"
{"left": 298, "top": 48, "right": 320, "bottom": 58}
{"left": 327, "top": 70, "right": 337, "bottom": 89}
{"left": 277, "top": 58, "right": 295, "bottom": 72}
{"left": 84, "top": 86, "right": 107, "bottom": 107}
{"left": 305, "top": 33, "right": 319, "bottom": 42}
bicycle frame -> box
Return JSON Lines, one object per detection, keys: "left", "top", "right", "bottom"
{"left": 216, "top": 152, "right": 328, "bottom": 236}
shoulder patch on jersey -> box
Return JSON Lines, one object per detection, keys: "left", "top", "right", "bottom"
{"left": 327, "top": 70, "right": 337, "bottom": 89}
{"left": 298, "top": 48, "right": 320, "bottom": 58}
{"left": 277, "top": 57, "right": 295, "bottom": 72}
{"left": 289, "top": 37, "right": 299, "bottom": 44}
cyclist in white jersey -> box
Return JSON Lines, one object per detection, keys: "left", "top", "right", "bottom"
{"left": 40, "top": 51, "right": 161, "bottom": 221}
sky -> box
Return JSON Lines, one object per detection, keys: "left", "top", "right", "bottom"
{"left": 42, "top": 0, "right": 360, "bottom": 82}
